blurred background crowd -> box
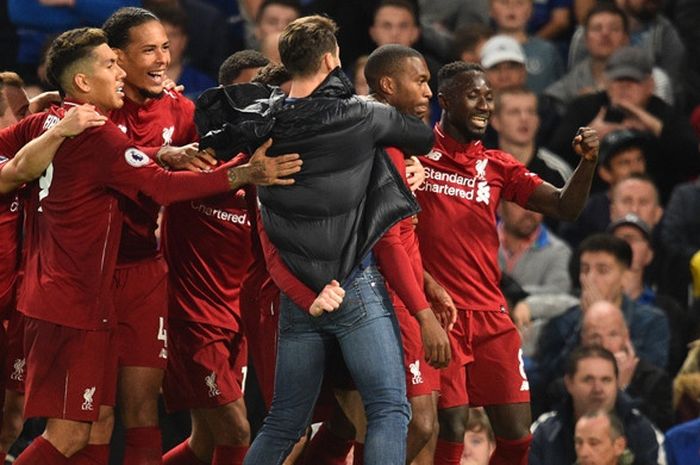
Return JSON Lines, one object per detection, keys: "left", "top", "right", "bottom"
{"left": 1, "top": 0, "right": 700, "bottom": 464}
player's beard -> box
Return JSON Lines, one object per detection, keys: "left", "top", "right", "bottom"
{"left": 138, "top": 86, "right": 164, "bottom": 100}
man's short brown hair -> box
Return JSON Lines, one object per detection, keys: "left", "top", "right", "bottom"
{"left": 279, "top": 15, "right": 338, "bottom": 77}
{"left": 45, "top": 27, "right": 108, "bottom": 97}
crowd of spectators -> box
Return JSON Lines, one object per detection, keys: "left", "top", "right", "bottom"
{"left": 1, "top": 0, "right": 699, "bottom": 464}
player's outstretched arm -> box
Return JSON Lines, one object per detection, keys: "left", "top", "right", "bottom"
{"left": 525, "top": 126, "right": 599, "bottom": 221}
{"left": 0, "top": 104, "right": 106, "bottom": 193}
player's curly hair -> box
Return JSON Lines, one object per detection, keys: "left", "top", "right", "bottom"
{"left": 252, "top": 63, "right": 292, "bottom": 87}
{"left": 219, "top": 50, "right": 270, "bottom": 85}
{"left": 45, "top": 27, "right": 108, "bottom": 97}
{"left": 437, "top": 61, "right": 484, "bottom": 95}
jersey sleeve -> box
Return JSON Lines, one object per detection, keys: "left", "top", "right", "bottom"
{"left": 0, "top": 114, "right": 44, "bottom": 158}
{"left": 97, "top": 125, "right": 232, "bottom": 206}
{"left": 257, "top": 212, "right": 317, "bottom": 311}
{"left": 500, "top": 153, "right": 544, "bottom": 207}
{"left": 373, "top": 223, "right": 429, "bottom": 314}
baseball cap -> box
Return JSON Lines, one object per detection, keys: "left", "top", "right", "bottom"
{"left": 607, "top": 213, "right": 652, "bottom": 242}
{"left": 605, "top": 46, "right": 652, "bottom": 82}
{"left": 480, "top": 35, "right": 526, "bottom": 69}
{"left": 598, "top": 129, "right": 649, "bottom": 165}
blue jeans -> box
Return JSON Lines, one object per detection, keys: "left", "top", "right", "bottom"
{"left": 243, "top": 265, "right": 410, "bottom": 465}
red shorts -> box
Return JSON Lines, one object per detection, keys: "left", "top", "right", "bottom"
{"left": 438, "top": 310, "right": 530, "bottom": 409}
{"left": 240, "top": 278, "right": 280, "bottom": 409}
{"left": 394, "top": 301, "right": 440, "bottom": 398}
{"left": 23, "top": 318, "right": 117, "bottom": 421}
{"left": 0, "top": 274, "right": 17, "bottom": 321}
{"left": 163, "top": 320, "right": 247, "bottom": 411}
{"left": 113, "top": 258, "right": 168, "bottom": 369}
{"left": 5, "top": 310, "right": 25, "bottom": 394}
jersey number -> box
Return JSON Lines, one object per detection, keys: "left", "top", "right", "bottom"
{"left": 37, "top": 163, "right": 54, "bottom": 212}
{"left": 158, "top": 317, "right": 168, "bottom": 348}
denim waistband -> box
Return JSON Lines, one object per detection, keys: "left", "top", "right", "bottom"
{"left": 341, "top": 252, "right": 376, "bottom": 288}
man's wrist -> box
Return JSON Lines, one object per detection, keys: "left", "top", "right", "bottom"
{"left": 227, "top": 164, "right": 250, "bottom": 189}
{"left": 156, "top": 150, "right": 171, "bottom": 170}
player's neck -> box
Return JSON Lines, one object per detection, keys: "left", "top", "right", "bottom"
{"left": 124, "top": 83, "right": 151, "bottom": 106}
{"left": 440, "top": 116, "right": 476, "bottom": 145}
{"left": 499, "top": 138, "right": 535, "bottom": 164}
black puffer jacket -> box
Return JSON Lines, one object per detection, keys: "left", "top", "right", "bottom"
{"left": 196, "top": 68, "right": 434, "bottom": 292}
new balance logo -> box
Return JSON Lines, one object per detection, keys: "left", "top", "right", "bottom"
{"left": 81, "top": 387, "right": 96, "bottom": 411}
{"left": 10, "top": 358, "right": 25, "bottom": 381}
{"left": 206, "top": 372, "right": 221, "bottom": 397}
{"left": 409, "top": 360, "right": 423, "bottom": 385}
{"left": 118, "top": 124, "right": 128, "bottom": 134}
{"left": 159, "top": 348, "right": 168, "bottom": 359}
{"left": 520, "top": 380, "right": 530, "bottom": 391}
{"left": 425, "top": 150, "right": 442, "bottom": 161}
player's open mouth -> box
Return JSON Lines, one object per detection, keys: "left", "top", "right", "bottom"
{"left": 147, "top": 71, "right": 165, "bottom": 84}
{"left": 470, "top": 115, "right": 489, "bottom": 128}
{"left": 116, "top": 84, "right": 124, "bottom": 96}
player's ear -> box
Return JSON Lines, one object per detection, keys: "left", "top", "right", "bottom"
{"left": 113, "top": 47, "right": 126, "bottom": 65}
{"left": 437, "top": 91, "right": 449, "bottom": 111}
{"left": 378, "top": 75, "right": 394, "bottom": 95}
{"left": 73, "top": 72, "right": 91, "bottom": 94}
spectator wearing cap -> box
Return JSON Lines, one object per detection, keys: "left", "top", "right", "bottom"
{"left": 489, "top": 0, "right": 564, "bottom": 94}
{"left": 567, "top": 0, "right": 685, "bottom": 101}
{"left": 479, "top": 34, "right": 561, "bottom": 147}
{"left": 560, "top": 129, "right": 650, "bottom": 249}
{"left": 544, "top": 3, "right": 674, "bottom": 116}
{"left": 547, "top": 45, "right": 700, "bottom": 203}
{"left": 610, "top": 213, "right": 692, "bottom": 376}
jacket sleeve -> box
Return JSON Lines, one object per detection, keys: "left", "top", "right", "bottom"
{"left": 368, "top": 103, "right": 434, "bottom": 156}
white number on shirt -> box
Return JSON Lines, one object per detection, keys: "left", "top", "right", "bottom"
{"left": 37, "top": 163, "right": 54, "bottom": 212}
{"left": 157, "top": 316, "right": 168, "bottom": 348}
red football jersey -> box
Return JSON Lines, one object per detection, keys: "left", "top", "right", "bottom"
{"left": 162, "top": 187, "right": 253, "bottom": 330}
{"left": 415, "top": 125, "right": 543, "bottom": 312}
{"left": 0, "top": 156, "right": 20, "bottom": 318}
{"left": 109, "top": 90, "right": 198, "bottom": 262}
{"left": 2, "top": 103, "right": 231, "bottom": 330}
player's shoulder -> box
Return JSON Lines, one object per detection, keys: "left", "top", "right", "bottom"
{"left": 483, "top": 148, "right": 523, "bottom": 166}
{"left": 161, "top": 89, "right": 195, "bottom": 111}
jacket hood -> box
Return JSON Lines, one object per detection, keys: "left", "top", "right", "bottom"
{"left": 195, "top": 67, "right": 353, "bottom": 159}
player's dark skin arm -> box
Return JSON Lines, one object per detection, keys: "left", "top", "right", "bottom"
{"left": 525, "top": 126, "right": 599, "bottom": 222}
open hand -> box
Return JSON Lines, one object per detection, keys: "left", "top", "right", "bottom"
{"left": 55, "top": 104, "right": 107, "bottom": 137}
{"left": 247, "top": 138, "right": 302, "bottom": 186}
